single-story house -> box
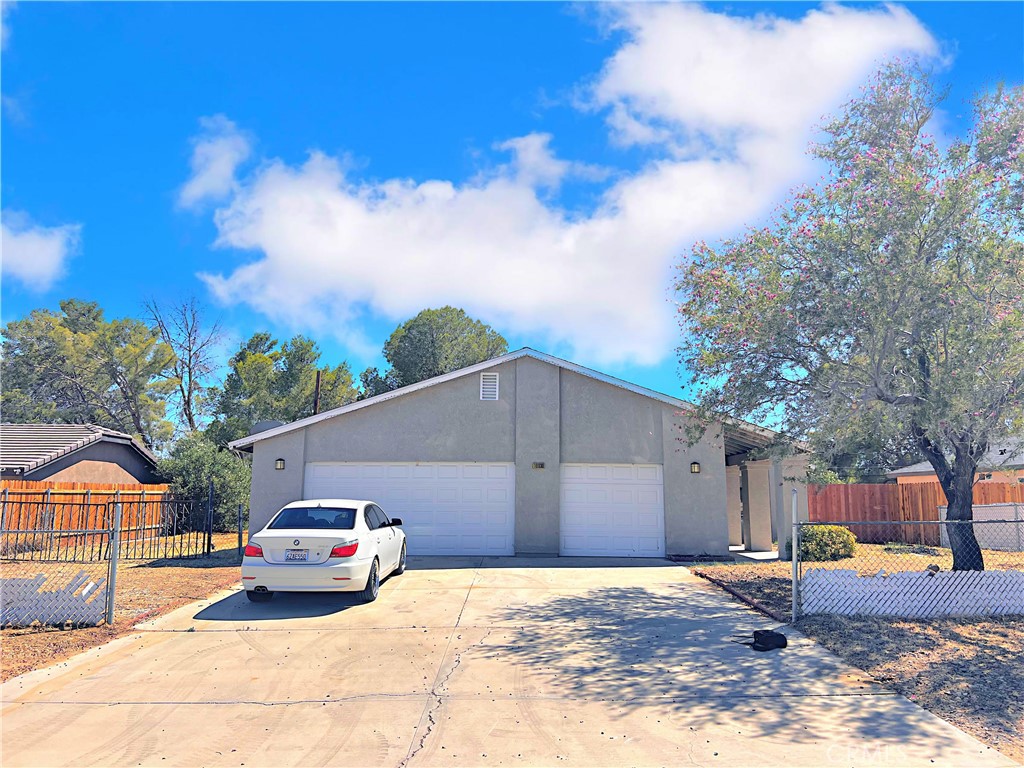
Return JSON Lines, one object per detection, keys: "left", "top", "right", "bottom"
{"left": 0, "top": 423, "right": 161, "bottom": 485}
{"left": 887, "top": 442, "right": 1024, "bottom": 485}
{"left": 231, "top": 349, "right": 809, "bottom": 558}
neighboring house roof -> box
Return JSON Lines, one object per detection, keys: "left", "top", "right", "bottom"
{"left": 0, "top": 423, "right": 158, "bottom": 476}
{"left": 229, "top": 347, "right": 777, "bottom": 455}
{"left": 887, "top": 442, "right": 1024, "bottom": 478}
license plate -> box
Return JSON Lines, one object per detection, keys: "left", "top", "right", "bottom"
{"left": 285, "top": 549, "right": 309, "bottom": 561}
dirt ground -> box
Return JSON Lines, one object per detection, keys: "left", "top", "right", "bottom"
{"left": 695, "top": 550, "right": 1024, "bottom": 765}
{"left": 1, "top": 533, "right": 241, "bottom": 683}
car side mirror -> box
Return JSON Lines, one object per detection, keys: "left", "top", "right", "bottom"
{"left": 390, "top": 518, "right": 403, "bottom": 526}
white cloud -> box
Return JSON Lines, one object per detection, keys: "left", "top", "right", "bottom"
{"left": 591, "top": 4, "right": 937, "bottom": 151}
{"left": 1, "top": 210, "right": 81, "bottom": 291}
{"left": 194, "top": 4, "right": 936, "bottom": 366}
{"left": 1, "top": 2, "right": 14, "bottom": 51}
{"left": 495, "top": 133, "right": 609, "bottom": 190}
{"left": 178, "top": 115, "right": 252, "bottom": 209}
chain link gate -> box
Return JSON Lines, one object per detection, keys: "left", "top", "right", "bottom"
{"left": 1, "top": 495, "right": 212, "bottom": 628}
{"left": 0, "top": 499, "right": 117, "bottom": 627}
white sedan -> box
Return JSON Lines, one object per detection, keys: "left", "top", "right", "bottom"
{"left": 241, "top": 499, "right": 407, "bottom": 603}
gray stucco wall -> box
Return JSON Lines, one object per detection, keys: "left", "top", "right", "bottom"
{"left": 560, "top": 371, "right": 663, "bottom": 463}
{"left": 661, "top": 409, "right": 728, "bottom": 556}
{"left": 248, "top": 361, "right": 518, "bottom": 532}
{"left": 303, "top": 360, "right": 517, "bottom": 464}
{"left": 560, "top": 369, "right": 727, "bottom": 555}
{"left": 250, "top": 430, "right": 306, "bottom": 532}
{"left": 245, "top": 357, "right": 731, "bottom": 556}
{"left": 514, "top": 357, "right": 560, "bottom": 554}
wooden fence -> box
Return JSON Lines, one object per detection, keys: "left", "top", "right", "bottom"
{"left": 808, "top": 481, "right": 1024, "bottom": 545}
{"left": 0, "top": 480, "right": 172, "bottom": 536}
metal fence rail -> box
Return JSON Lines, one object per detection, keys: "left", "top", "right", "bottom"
{"left": 1, "top": 495, "right": 211, "bottom": 561}
{"left": 0, "top": 500, "right": 112, "bottom": 561}
{"left": 112, "top": 497, "right": 209, "bottom": 560}
{"left": 792, "top": 519, "right": 1024, "bottom": 620}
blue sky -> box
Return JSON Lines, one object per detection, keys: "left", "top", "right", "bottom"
{"left": 2, "top": 2, "right": 1022, "bottom": 402}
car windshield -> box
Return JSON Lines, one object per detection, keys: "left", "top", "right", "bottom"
{"left": 268, "top": 507, "right": 357, "bottom": 530}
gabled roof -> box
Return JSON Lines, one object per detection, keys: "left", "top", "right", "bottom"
{"left": 229, "top": 347, "right": 777, "bottom": 453}
{"left": 0, "top": 423, "right": 158, "bottom": 475}
{"left": 887, "top": 442, "right": 1024, "bottom": 478}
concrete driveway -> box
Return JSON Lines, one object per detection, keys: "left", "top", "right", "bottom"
{"left": 1, "top": 558, "right": 1014, "bottom": 767}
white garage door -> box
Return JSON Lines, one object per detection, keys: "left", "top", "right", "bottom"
{"left": 560, "top": 464, "right": 665, "bottom": 557}
{"left": 303, "top": 462, "right": 515, "bottom": 556}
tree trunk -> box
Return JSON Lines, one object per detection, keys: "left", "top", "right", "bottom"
{"left": 940, "top": 465, "right": 985, "bottom": 571}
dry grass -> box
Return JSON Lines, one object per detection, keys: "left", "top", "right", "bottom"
{"left": 1, "top": 533, "right": 241, "bottom": 683}
{"left": 694, "top": 545, "right": 1024, "bottom": 765}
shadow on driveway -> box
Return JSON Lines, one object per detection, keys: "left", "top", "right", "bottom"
{"left": 482, "top": 583, "right": 966, "bottom": 752}
{"left": 192, "top": 590, "right": 369, "bottom": 621}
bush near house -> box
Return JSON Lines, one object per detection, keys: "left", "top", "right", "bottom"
{"left": 158, "top": 433, "right": 251, "bottom": 531}
{"left": 786, "top": 524, "right": 856, "bottom": 561}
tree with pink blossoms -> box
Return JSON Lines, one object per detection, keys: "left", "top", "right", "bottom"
{"left": 676, "top": 63, "right": 1023, "bottom": 571}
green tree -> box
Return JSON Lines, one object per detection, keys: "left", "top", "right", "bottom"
{"left": 815, "top": 418, "right": 924, "bottom": 483}
{"left": 1, "top": 299, "right": 176, "bottom": 449}
{"left": 206, "top": 333, "right": 359, "bottom": 445}
{"left": 158, "top": 432, "right": 251, "bottom": 532}
{"left": 360, "top": 307, "right": 507, "bottom": 396}
{"left": 675, "top": 65, "right": 1024, "bottom": 570}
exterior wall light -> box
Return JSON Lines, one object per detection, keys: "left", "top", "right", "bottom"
{"left": 275, "top": 458, "right": 286, "bottom": 470}
{"left": 690, "top": 462, "right": 701, "bottom": 474}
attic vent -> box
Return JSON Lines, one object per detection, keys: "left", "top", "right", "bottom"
{"left": 480, "top": 373, "right": 499, "bottom": 401}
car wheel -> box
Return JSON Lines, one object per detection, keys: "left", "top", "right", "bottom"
{"left": 360, "top": 559, "right": 380, "bottom": 603}
{"left": 246, "top": 590, "right": 273, "bottom": 602}
{"left": 395, "top": 543, "right": 407, "bottom": 575}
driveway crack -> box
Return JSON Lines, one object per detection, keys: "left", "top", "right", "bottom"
{"left": 399, "top": 558, "right": 486, "bottom": 767}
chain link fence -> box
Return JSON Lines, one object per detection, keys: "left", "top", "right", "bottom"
{"left": 791, "top": 518, "right": 1024, "bottom": 620}
{"left": 1, "top": 501, "right": 115, "bottom": 628}
{"left": 1, "top": 496, "right": 214, "bottom": 628}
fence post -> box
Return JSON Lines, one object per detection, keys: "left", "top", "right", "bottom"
{"left": 237, "top": 503, "right": 244, "bottom": 558}
{"left": 1, "top": 487, "right": 7, "bottom": 530}
{"left": 206, "top": 479, "right": 214, "bottom": 555}
{"left": 114, "top": 490, "right": 121, "bottom": 560}
{"left": 791, "top": 520, "right": 800, "bottom": 623}
{"left": 45, "top": 487, "right": 53, "bottom": 555}
{"left": 105, "top": 502, "right": 122, "bottom": 626}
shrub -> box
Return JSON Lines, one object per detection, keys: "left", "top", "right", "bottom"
{"left": 158, "top": 432, "right": 251, "bottom": 532}
{"left": 785, "top": 524, "right": 856, "bottom": 561}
